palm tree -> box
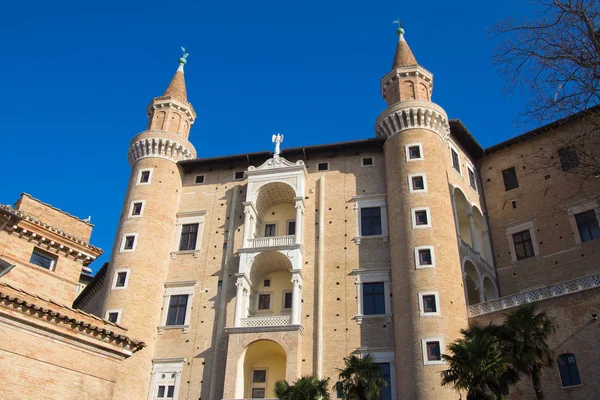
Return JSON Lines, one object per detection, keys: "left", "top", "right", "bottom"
{"left": 501, "top": 303, "right": 558, "bottom": 400}
{"left": 336, "top": 354, "right": 387, "bottom": 400}
{"left": 274, "top": 375, "right": 330, "bottom": 400}
{"left": 441, "top": 324, "right": 518, "bottom": 400}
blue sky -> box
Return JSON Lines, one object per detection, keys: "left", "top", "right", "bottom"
{"left": 1, "top": 0, "right": 536, "bottom": 272}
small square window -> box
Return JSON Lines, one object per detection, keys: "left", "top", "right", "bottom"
{"left": 426, "top": 341, "right": 441, "bottom": 361}
{"left": 468, "top": 168, "right": 477, "bottom": 191}
{"left": 112, "top": 269, "right": 130, "bottom": 290}
{"left": 264, "top": 279, "right": 271, "bottom": 287}
{"left": 29, "top": 248, "right": 57, "bottom": 270}
{"left": 406, "top": 144, "right": 423, "bottom": 161}
{"left": 234, "top": 171, "right": 245, "bottom": 180}
{"left": 131, "top": 202, "right": 143, "bottom": 216}
{"left": 451, "top": 148, "right": 461, "bottom": 173}
{"left": 558, "top": 147, "right": 580, "bottom": 171}
{"left": 318, "top": 162, "right": 329, "bottom": 171}
{"left": 258, "top": 294, "right": 271, "bottom": 310}
{"left": 123, "top": 235, "right": 136, "bottom": 250}
{"left": 422, "top": 295, "right": 437, "bottom": 313}
{"left": 252, "top": 388, "right": 266, "bottom": 399}
{"left": 195, "top": 175, "right": 205, "bottom": 184}
{"left": 116, "top": 271, "right": 127, "bottom": 287}
{"left": 107, "top": 312, "right": 119, "bottom": 323}
{"left": 139, "top": 170, "right": 151, "bottom": 184}
{"left": 502, "top": 167, "right": 519, "bottom": 191}
{"left": 412, "top": 176, "right": 425, "bottom": 191}
{"left": 418, "top": 248, "right": 432, "bottom": 266}
{"left": 284, "top": 291, "right": 293, "bottom": 309}
{"left": 264, "top": 223, "right": 276, "bottom": 237}
{"left": 414, "top": 210, "right": 429, "bottom": 227}
{"left": 253, "top": 370, "right": 267, "bottom": 383}
{"left": 362, "top": 157, "right": 373, "bottom": 166}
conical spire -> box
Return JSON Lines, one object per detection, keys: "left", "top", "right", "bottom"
{"left": 392, "top": 27, "right": 417, "bottom": 68}
{"left": 162, "top": 51, "right": 189, "bottom": 103}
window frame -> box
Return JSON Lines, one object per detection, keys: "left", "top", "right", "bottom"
{"left": 29, "top": 247, "right": 58, "bottom": 271}
{"left": 172, "top": 211, "right": 206, "bottom": 256}
{"left": 158, "top": 282, "right": 197, "bottom": 333}
{"left": 449, "top": 143, "right": 462, "bottom": 175}
{"left": 411, "top": 207, "right": 432, "bottom": 229}
{"left": 234, "top": 171, "right": 245, "bottom": 180}
{"left": 502, "top": 167, "right": 519, "bottom": 191}
{"left": 256, "top": 292, "right": 273, "bottom": 311}
{"left": 504, "top": 218, "right": 540, "bottom": 263}
{"left": 557, "top": 353, "right": 582, "bottom": 388}
{"left": 408, "top": 173, "right": 428, "bottom": 193}
{"left": 137, "top": 168, "right": 153, "bottom": 186}
{"left": 317, "top": 162, "right": 329, "bottom": 171}
{"left": 194, "top": 174, "right": 206, "bottom": 184}
{"left": 422, "top": 338, "right": 445, "bottom": 365}
{"left": 282, "top": 290, "right": 293, "bottom": 310}
{"left": 120, "top": 233, "right": 138, "bottom": 252}
{"left": 263, "top": 222, "right": 277, "bottom": 237}
{"left": 358, "top": 351, "right": 397, "bottom": 400}
{"left": 362, "top": 282, "right": 386, "bottom": 316}
{"left": 512, "top": 229, "right": 536, "bottom": 260}
{"left": 405, "top": 143, "right": 424, "bottom": 162}
{"left": 557, "top": 147, "right": 580, "bottom": 171}
{"left": 467, "top": 164, "right": 478, "bottom": 192}
{"left": 178, "top": 223, "right": 200, "bottom": 251}
{"left": 566, "top": 199, "right": 600, "bottom": 245}
{"left": 129, "top": 200, "right": 146, "bottom": 218}
{"left": 414, "top": 245, "right": 436, "bottom": 269}
{"left": 111, "top": 268, "right": 131, "bottom": 290}
{"left": 352, "top": 195, "right": 389, "bottom": 242}
{"left": 361, "top": 157, "right": 374, "bottom": 167}
{"left": 360, "top": 206, "right": 383, "bottom": 237}
{"left": 353, "top": 268, "right": 392, "bottom": 321}
{"left": 148, "top": 358, "right": 185, "bottom": 400}
{"left": 105, "top": 309, "right": 123, "bottom": 324}
{"left": 418, "top": 291, "right": 441, "bottom": 316}
{"left": 286, "top": 220, "right": 296, "bottom": 236}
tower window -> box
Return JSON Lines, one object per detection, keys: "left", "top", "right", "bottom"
{"left": 422, "top": 338, "right": 445, "bottom": 364}
{"left": 111, "top": 269, "right": 130, "bottom": 290}
{"left": 130, "top": 201, "right": 144, "bottom": 217}
{"left": 362, "top": 282, "right": 385, "bottom": 315}
{"left": 318, "top": 162, "right": 329, "bottom": 171}
{"left": 512, "top": 230, "right": 535, "bottom": 260}
{"left": 415, "top": 246, "right": 435, "bottom": 269}
{"left": 360, "top": 207, "right": 382, "bottom": 236}
{"left": 419, "top": 292, "right": 440, "bottom": 316}
{"left": 502, "top": 167, "right": 519, "bottom": 191}
{"left": 287, "top": 220, "right": 296, "bottom": 235}
{"left": 405, "top": 144, "right": 424, "bottom": 161}
{"left": 115, "top": 272, "right": 127, "bottom": 287}
{"left": 195, "top": 175, "right": 205, "bottom": 184}
{"left": 29, "top": 248, "right": 57, "bottom": 271}
{"left": 234, "top": 171, "right": 245, "bottom": 180}
{"left": 166, "top": 294, "right": 189, "bottom": 326}
{"left": 105, "top": 310, "right": 122, "bottom": 323}
{"left": 468, "top": 167, "right": 477, "bottom": 191}
{"left": 558, "top": 354, "right": 581, "bottom": 387}
{"left": 557, "top": 147, "right": 580, "bottom": 171}
{"left": 412, "top": 208, "right": 431, "bottom": 228}
{"left": 575, "top": 210, "right": 600, "bottom": 243}
{"left": 362, "top": 157, "right": 373, "bottom": 166}
{"left": 408, "top": 174, "right": 427, "bottom": 192}
{"left": 121, "top": 234, "right": 138, "bottom": 251}
{"left": 283, "top": 291, "right": 293, "bottom": 309}
{"left": 179, "top": 223, "right": 199, "bottom": 251}
{"left": 450, "top": 147, "right": 461, "bottom": 174}
{"left": 138, "top": 169, "right": 152, "bottom": 185}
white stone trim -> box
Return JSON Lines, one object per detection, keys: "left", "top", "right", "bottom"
{"left": 404, "top": 143, "right": 424, "bottom": 162}
{"left": 358, "top": 350, "right": 397, "bottom": 400}
{"left": 111, "top": 268, "right": 131, "bottom": 290}
{"left": 351, "top": 194, "right": 389, "bottom": 242}
{"left": 414, "top": 245, "right": 436, "bottom": 269}
{"left": 504, "top": 217, "right": 539, "bottom": 262}
{"left": 129, "top": 137, "right": 194, "bottom": 165}
{"left": 171, "top": 211, "right": 206, "bottom": 257}
{"left": 411, "top": 207, "right": 431, "bottom": 229}
{"left": 376, "top": 100, "right": 450, "bottom": 142}
{"left": 105, "top": 309, "right": 123, "bottom": 323}
{"left": 148, "top": 358, "right": 185, "bottom": 400}
{"left": 418, "top": 291, "right": 441, "bottom": 316}
{"left": 408, "top": 173, "right": 428, "bottom": 193}
{"left": 565, "top": 198, "right": 600, "bottom": 245}
{"left": 158, "top": 281, "right": 197, "bottom": 334}
{"left": 119, "top": 233, "right": 138, "bottom": 252}
{"left": 137, "top": 168, "right": 153, "bottom": 186}
{"left": 353, "top": 268, "right": 392, "bottom": 322}
{"left": 128, "top": 200, "right": 146, "bottom": 218}
{"left": 421, "top": 337, "right": 445, "bottom": 365}
{"left": 361, "top": 157, "right": 374, "bottom": 167}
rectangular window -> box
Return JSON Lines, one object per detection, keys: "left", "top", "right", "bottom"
{"left": 363, "top": 282, "right": 385, "bottom": 315}
{"left": 284, "top": 291, "right": 293, "bottom": 309}
{"left": 258, "top": 294, "right": 271, "bottom": 310}
{"left": 451, "top": 148, "right": 461, "bottom": 173}
{"left": 422, "top": 295, "right": 437, "bottom": 313}
{"left": 426, "top": 341, "right": 441, "bottom": 361}
{"left": 195, "top": 175, "right": 205, "bottom": 184}
{"left": 318, "top": 162, "right": 329, "bottom": 171}
{"left": 468, "top": 168, "right": 477, "bottom": 191}
{"left": 558, "top": 354, "right": 581, "bottom": 387}
{"left": 252, "top": 388, "right": 266, "bottom": 398}
{"left": 513, "top": 230, "right": 535, "bottom": 260}
{"left": 107, "top": 312, "right": 119, "bottom": 323}
{"left": 411, "top": 176, "right": 425, "bottom": 191}
{"left": 575, "top": 210, "right": 600, "bottom": 243}
{"left": 418, "top": 249, "right": 432, "bottom": 266}
{"left": 29, "top": 248, "right": 57, "bottom": 270}
{"left": 253, "top": 370, "right": 267, "bottom": 383}
{"left": 116, "top": 271, "right": 128, "bottom": 287}
{"left": 234, "top": 171, "right": 245, "bottom": 180}
{"left": 376, "top": 363, "right": 392, "bottom": 400}
{"left": 156, "top": 385, "right": 175, "bottom": 399}
{"left": 264, "top": 279, "right": 271, "bottom": 287}
{"left": 414, "top": 210, "right": 429, "bottom": 226}
{"left": 558, "top": 147, "right": 580, "bottom": 171}
{"left": 123, "top": 235, "right": 136, "bottom": 251}
{"left": 139, "top": 170, "right": 151, "bottom": 184}
{"left": 131, "top": 202, "right": 143, "bottom": 216}
{"left": 287, "top": 221, "right": 296, "bottom": 235}
{"left": 406, "top": 144, "right": 423, "bottom": 161}
{"left": 179, "top": 223, "right": 199, "bottom": 251}
{"left": 264, "top": 223, "right": 277, "bottom": 237}
{"left": 362, "top": 157, "right": 373, "bottom": 166}
{"left": 502, "top": 167, "right": 519, "bottom": 191}
{"left": 166, "top": 294, "right": 188, "bottom": 326}
{"left": 360, "top": 207, "right": 382, "bottom": 236}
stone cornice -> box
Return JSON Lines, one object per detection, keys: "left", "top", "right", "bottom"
{"left": 128, "top": 133, "right": 196, "bottom": 165}
{"left": 147, "top": 97, "right": 196, "bottom": 122}
{"left": 375, "top": 100, "right": 450, "bottom": 142}
{"left": 380, "top": 65, "right": 434, "bottom": 97}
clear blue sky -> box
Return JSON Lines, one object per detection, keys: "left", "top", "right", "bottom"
{"left": 1, "top": 0, "right": 536, "bottom": 272}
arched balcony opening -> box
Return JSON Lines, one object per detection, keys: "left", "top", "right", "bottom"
{"left": 463, "top": 260, "right": 482, "bottom": 305}
{"left": 453, "top": 188, "right": 473, "bottom": 247}
{"left": 236, "top": 340, "right": 287, "bottom": 399}
{"left": 483, "top": 277, "right": 499, "bottom": 301}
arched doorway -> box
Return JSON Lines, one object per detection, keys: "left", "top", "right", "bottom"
{"left": 237, "top": 340, "right": 287, "bottom": 399}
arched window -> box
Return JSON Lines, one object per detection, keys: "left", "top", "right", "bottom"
{"left": 558, "top": 353, "right": 581, "bottom": 387}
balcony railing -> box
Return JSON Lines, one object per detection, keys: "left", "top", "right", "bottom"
{"left": 247, "top": 235, "right": 295, "bottom": 248}
{"left": 468, "top": 272, "right": 600, "bottom": 317}
{"left": 240, "top": 315, "right": 292, "bottom": 327}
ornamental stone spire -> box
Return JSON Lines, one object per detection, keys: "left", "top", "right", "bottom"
{"left": 161, "top": 48, "right": 189, "bottom": 103}
{"left": 392, "top": 27, "right": 418, "bottom": 68}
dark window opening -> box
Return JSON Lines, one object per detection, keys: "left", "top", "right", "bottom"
{"left": 376, "top": 363, "right": 392, "bottom": 400}
{"left": 451, "top": 149, "right": 461, "bottom": 173}
{"left": 195, "top": 175, "right": 205, "bottom": 184}
{"left": 558, "top": 147, "right": 580, "bottom": 171}
{"left": 426, "top": 341, "right": 442, "bottom": 361}
{"left": 284, "top": 292, "right": 293, "bottom": 309}
{"left": 115, "top": 271, "right": 127, "bottom": 287}
{"left": 253, "top": 370, "right": 267, "bottom": 383}
{"left": 166, "top": 294, "right": 188, "bottom": 326}
{"left": 513, "top": 230, "right": 535, "bottom": 260}
{"left": 263, "top": 279, "right": 271, "bottom": 287}
{"left": 258, "top": 294, "right": 271, "bottom": 310}
{"left": 412, "top": 176, "right": 425, "bottom": 191}
{"left": 575, "top": 210, "right": 600, "bottom": 243}
{"left": 558, "top": 353, "right": 581, "bottom": 387}
{"left": 288, "top": 221, "right": 296, "bottom": 235}
{"left": 418, "top": 249, "right": 432, "bottom": 266}
{"left": 264, "top": 224, "right": 276, "bottom": 237}
{"left": 363, "top": 282, "right": 385, "bottom": 315}
{"left": 107, "top": 312, "right": 119, "bottom": 323}
{"left": 132, "top": 202, "right": 143, "bottom": 216}
{"left": 422, "top": 295, "right": 437, "bottom": 313}
{"left": 123, "top": 235, "right": 136, "bottom": 250}
{"left": 468, "top": 168, "right": 477, "bottom": 190}
{"left": 30, "top": 248, "right": 57, "bottom": 270}
{"left": 362, "top": 157, "right": 373, "bottom": 166}
{"left": 502, "top": 167, "right": 519, "bottom": 191}
{"left": 318, "top": 162, "right": 329, "bottom": 171}
{"left": 408, "top": 145, "right": 421, "bottom": 160}
{"left": 252, "top": 388, "right": 266, "bottom": 398}
{"left": 179, "top": 223, "right": 199, "bottom": 251}
{"left": 360, "top": 207, "right": 382, "bottom": 236}
{"left": 234, "top": 171, "right": 244, "bottom": 180}
{"left": 414, "top": 210, "right": 429, "bottom": 226}
{"left": 140, "top": 170, "right": 150, "bottom": 183}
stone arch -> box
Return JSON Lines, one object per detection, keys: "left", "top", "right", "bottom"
{"left": 151, "top": 111, "right": 166, "bottom": 130}
{"left": 236, "top": 339, "right": 287, "bottom": 399}
{"left": 419, "top": 82, "right": 429, "bottom": 100}
{"left": 453, "top": 186, "right": 472, "bottom": 246}
{"left": 400, "top": 80, "right": 415, "bottom": 100}
{"left": 252, "top": 182, "right": 297, "bottom": 238}
{"left": 166, "top": 112, "right": 182, "bottom": 134}
{"left": 463, "top": 258, "right": 481, "bottom": 305}
{"left": 483, "top": 276, "right": 499, "bottom": 301}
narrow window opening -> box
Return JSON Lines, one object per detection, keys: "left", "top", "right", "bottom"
{"left": 195, "top": 175, "right": 205, "bottom": 184}
{"left": 179, "top": 223, "right": 199, "bottom": 251}
{"left": 317, "top": 162, "right": 329, "bottom": 171}
{"left": 360, "top": 207, "right": 382, "bottom": 236}
{"left": 502, "top": 167, "right": 519, "bottom": 191}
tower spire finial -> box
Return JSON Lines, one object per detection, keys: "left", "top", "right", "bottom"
{"left": 393, "top": 19, "right": 405, "bottom": 40}
{"left": 391, "top": 22, "right": 417, "bottom": 68}
{"left": 178, "top": 46, "right": 189, "bottom": 72}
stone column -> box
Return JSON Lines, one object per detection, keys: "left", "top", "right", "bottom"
{"left": 291, "top": 270, "right": 303, "bottom": 325}
{"left": 234, "top": 276, "right": 249, "bottom": 327}
{"left": 467, "top": 212, "right": 480, "bottom": 253}
{"left": 243, "top": 204, "right": 253, "bottom": 248}
{"left": 294, "top": 200, "right": 303, "bottom": 244}
{"left": 356, "top": 276, "right": 363, "bottom": 317}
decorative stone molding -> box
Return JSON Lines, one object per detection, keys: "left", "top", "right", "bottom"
{"left": 128, "top": 136, "right": 195, "bottom": 165}
{"left": 375, "top": 100, "right": 450, "bottom": 142}
{"left": 248, "top": 154, "right": 305, "bottom": 172}
{"left": 468, "top": 272, "right": 600, "bottom": 317}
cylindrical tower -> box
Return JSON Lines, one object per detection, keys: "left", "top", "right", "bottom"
{"left": 100, "top": 56, "right": 197, "bottom": 399}
{"left": 377, "top": 28, "right": 468, "bottom": 399}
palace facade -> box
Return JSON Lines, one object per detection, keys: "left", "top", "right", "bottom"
{"left": 1, "top": 28, "right": 599, "bottom": 400}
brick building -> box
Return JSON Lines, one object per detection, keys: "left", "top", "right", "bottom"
{"left": 2, "top": 27, "right": 599, "bottom": 399}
